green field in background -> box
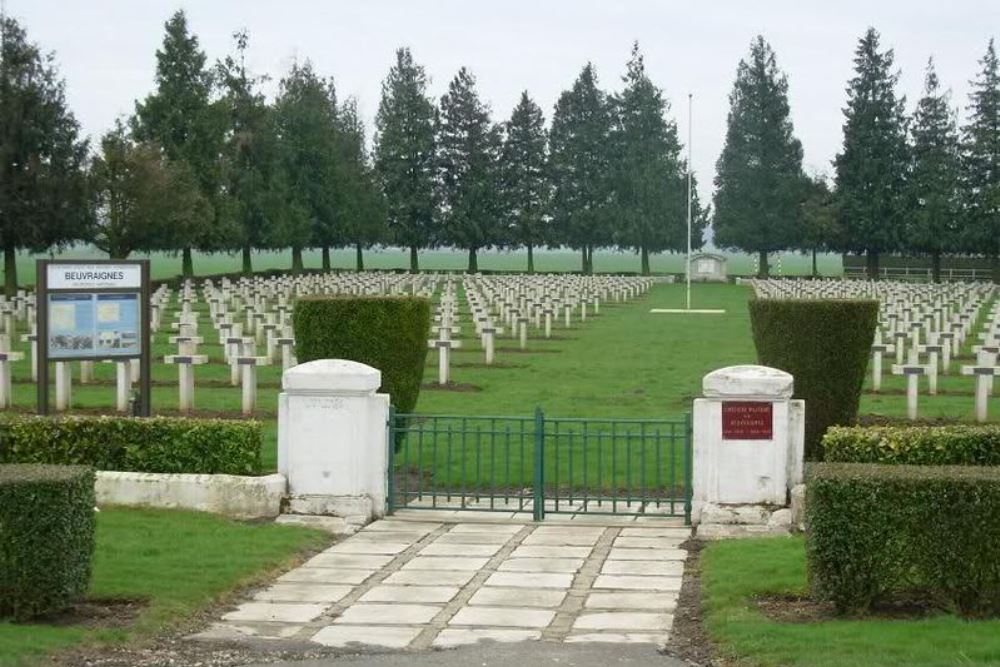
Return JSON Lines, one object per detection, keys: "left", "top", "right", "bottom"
{"left": 7, "top": 246, "right": 843, "bottom": 284}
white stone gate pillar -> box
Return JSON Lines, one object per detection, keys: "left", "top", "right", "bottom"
{"left": 692, "top": 365, "right": 804, "bottom": 537}
{"left": 278, "top": 359, "right": 390, "bottom": 523}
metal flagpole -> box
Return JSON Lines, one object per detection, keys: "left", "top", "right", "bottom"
{"left": 648, "top": 92, "right": 725, "bottom": 316}
{"left": 686, "top": 93, "right": 693, "bottom": 310}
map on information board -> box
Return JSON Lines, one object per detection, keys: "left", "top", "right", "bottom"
{"left": 48, "top": 293, "right": 140, "bottom": 359}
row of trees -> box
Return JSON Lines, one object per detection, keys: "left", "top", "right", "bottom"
{"left": 374, "top": 43, "right": 705, "bottom": 274}
{"left": 0, "top": 12, "right": 384, "bottom": 295}
{"left": 714, "top": 29, "right": 1000, "bottom": 281}
{"left": 0, "top": 11, "right": 706, "bottom": 293}
{"left": 3, "top": 14, "right": 999, "bottom": 291}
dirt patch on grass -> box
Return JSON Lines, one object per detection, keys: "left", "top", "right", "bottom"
{"left": 664, "top": 539, "right": 716, "bottom": 667}
{"left": 753, "top": 591, "right": 947, "bottom": 623}
{"left": 421, "top": 382, "right": 483, "bottom": 392}
{"left": 33, "top": 598, "right": 148, "bottom": 630}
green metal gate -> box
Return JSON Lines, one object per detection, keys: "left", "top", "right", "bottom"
{"left": 387, "top": 408, "right": 692, "bottom": 523}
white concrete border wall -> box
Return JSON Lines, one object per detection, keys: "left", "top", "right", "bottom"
{"left": 95, "top": 471, "right": 285, "bottom": 520}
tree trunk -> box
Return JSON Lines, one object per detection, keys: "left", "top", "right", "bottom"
{"left": 811, "top": 248, "right": 818, "bottom": 278}
{"left": 580, "top": 247, "right": 588, "bottom": 274}
{"left": 587, "top": 246, "right": 594, "bottom": 274}
{"left": 409, "top": 246, "right": 419, "bottom": 273}
{"left": 468, "top": 247, "right": 478, "bottom": 273}
{"left": 866, "top": 250, "right": 880, "bottom": 280}
{"left": 355, "top": 243, "right": 364, "bottom": 271}
{"left": 757, "top": 251, "right": 769, "bottom": 278}
{"left": 291, "top": 247, "right": 304, "bottom": 273}
{"left": 526, "top": 244, "right": 534, "bottom": 274}
{"left": 4, "top": 246, "right": 17, "bottom": 298}
{"left": 181, "top": 247, "right": 194, "bottom": 278}
{"left": 321, "top": 246, "right": 331, "bottom": 271}
{"left": 931, "top": 251, "right": 942, "bottom": 283}
{"left": 640, "top": 245, "right": 650, "bottom": 276}
{"left": 241, "top": 245, "right": 253, "bottom": 274}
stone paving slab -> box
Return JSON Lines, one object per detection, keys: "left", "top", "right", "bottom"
{"left": 196, "top": 515, "right": 688, "bottom": 650}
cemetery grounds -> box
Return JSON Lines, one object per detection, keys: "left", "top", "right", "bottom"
{"left": 6, "top": 272, "right": 1000, "bottom": 666}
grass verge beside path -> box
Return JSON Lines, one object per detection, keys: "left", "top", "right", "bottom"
{"left": 702, "top": 537, "right": 1000, "bottom": 667}
{"left": 0, "top": 508, "right": 330, "bottom": 667}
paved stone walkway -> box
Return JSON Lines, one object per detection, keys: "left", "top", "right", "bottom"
{"left": 195, "top": 514, "right": 688, "bottom": 650}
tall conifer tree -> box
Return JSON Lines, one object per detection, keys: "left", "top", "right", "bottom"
{"left": 500, "top": 92, "right": 550, "bottom": 273}
{"left": 834, "top": 28, "right": 910, "bottom": 279}
{"left": 216, "top": 31, "right": 288, "bottom": 274}
{"left": 549, "top": 63, "right": 614, "bottom": 274}
{"left": 962, "top": 39, "right": 1000, "bottom": 282}
{"left": 374, "top": 48, "right": 436, "bottom": 272}
{"left": 0, "top": 17, "right": 87, "bottom": 296}
{"left": 436, "top": 67, "right": 501, "bottom": 272}
{"left": 133, "top": 10, "right": 225, "bottom": 277}
{"left": 273, "top": 61, "right": 339, "bottom": 272}
{"left": 908, "top": 59, "right": 960, "bottom": 282}
{"left": 612, "top": 43, "right": 694, "bottom": 275}
{"left": 336, "top": 98, "right": 387, "bottom": 271}
{"left": 713, "top": 36, "right": 805, "bottom": 278}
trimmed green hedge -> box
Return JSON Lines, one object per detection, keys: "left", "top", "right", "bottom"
{"left": 824, "top": 424, "right": 1000, "bottom": 466}
{"left": 0, "top": 416, "right": 262, "bottom": 474}
{"left": 0, "top": 465, "right": 96, "bottom": 621}
{"left": 294, "top": 296, "right": 431, "bottom": 415}
{"left": 749, "top": 299, "right": 878, "bottom": 460}
{"left": 806, "top": 463, "right": 1000, "bottom": 618}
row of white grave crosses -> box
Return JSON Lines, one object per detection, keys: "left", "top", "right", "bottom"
{"left": 752, "top": 278, "right": 999, "bottom": 421}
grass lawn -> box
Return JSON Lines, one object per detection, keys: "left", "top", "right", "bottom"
{"left": 0, "top": 507, "right": 329, "bottom": 667}
{"left": 702, "top": 537, "right": 1000, "bottom": 667}
{"left": 4, "top": 281, "right": 998, "bottom": 475}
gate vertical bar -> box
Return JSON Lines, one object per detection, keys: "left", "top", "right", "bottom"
{"left": 684, "top": 411, "right": 693, "bottom": 525}
{"left": 387, "top": 405, "right": 396, "bottom": 515}
{"left": 533, "top": 407, "right": 545, "bottom": 521}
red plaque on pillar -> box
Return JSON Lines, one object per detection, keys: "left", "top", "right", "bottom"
{"left": 722, "top": 401, "right": 773, "bottom": 440}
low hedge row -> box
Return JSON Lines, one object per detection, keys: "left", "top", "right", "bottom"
{"left": 0, "top": 465, "right": 96, "bottom": 621}
{"left": 749, "top": 299, "right": 879, "bottom": 460}
{"left": 0, "top": 416, "right": 262, "bottom": 475}
{"left": 823, "top": 424, "right": 1000, "bottom": 466}
{"left": 806, "top": 463, "right": 1000, "bottom": 618}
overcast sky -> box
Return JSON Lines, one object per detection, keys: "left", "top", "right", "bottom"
{"left": 9, "top": 0, "right": 1000, "bottom": 202}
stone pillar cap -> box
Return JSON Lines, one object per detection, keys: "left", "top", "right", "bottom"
{"left": 703, "top": 365, "right": 793, "bottom": 399}
{"left": 282, "top": 358, "right": 381, "bottom": 393}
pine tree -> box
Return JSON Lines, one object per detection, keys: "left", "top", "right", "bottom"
{"left": 273, "top": 61, "right": 339, "bottom": 273}
{"left": 0, "top": 17, "right": 88, "bottom": 296}
{"left": 133, "top": 10, "right": 225, "bottom": 277}
{"left": 713, "top": 36, "right": 805, "bottom": 278}
{"left": 908, "top": 59, "right": 961, "bottom": 282}
{"left": 216, "top": 31, "right": 288, "bottom": 274}
{"left": 962, "top": 39, "right": 1000, "bottom": 282}
{"left": 500, "top": 92, "right": 550, "bottom": 273}
{"left": 336, "top": 98, "right": 387, "bottom": 271}
{"left": 834, "top": 28, "right": 910, "bottom": 279}
{"left": 89, "top": 121, "right": 209, "bottom": 260}
{"left": 436, "top": 67, "right": 501, "bottom": 272}
{"left": 549, "top": 63, "right": 614, "bottom": 274}
{"left": 374, "top": 48, "right": 437, "bottom": 272}
{"left": 612, "top": 43, "right": 691, "bottom": 275}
